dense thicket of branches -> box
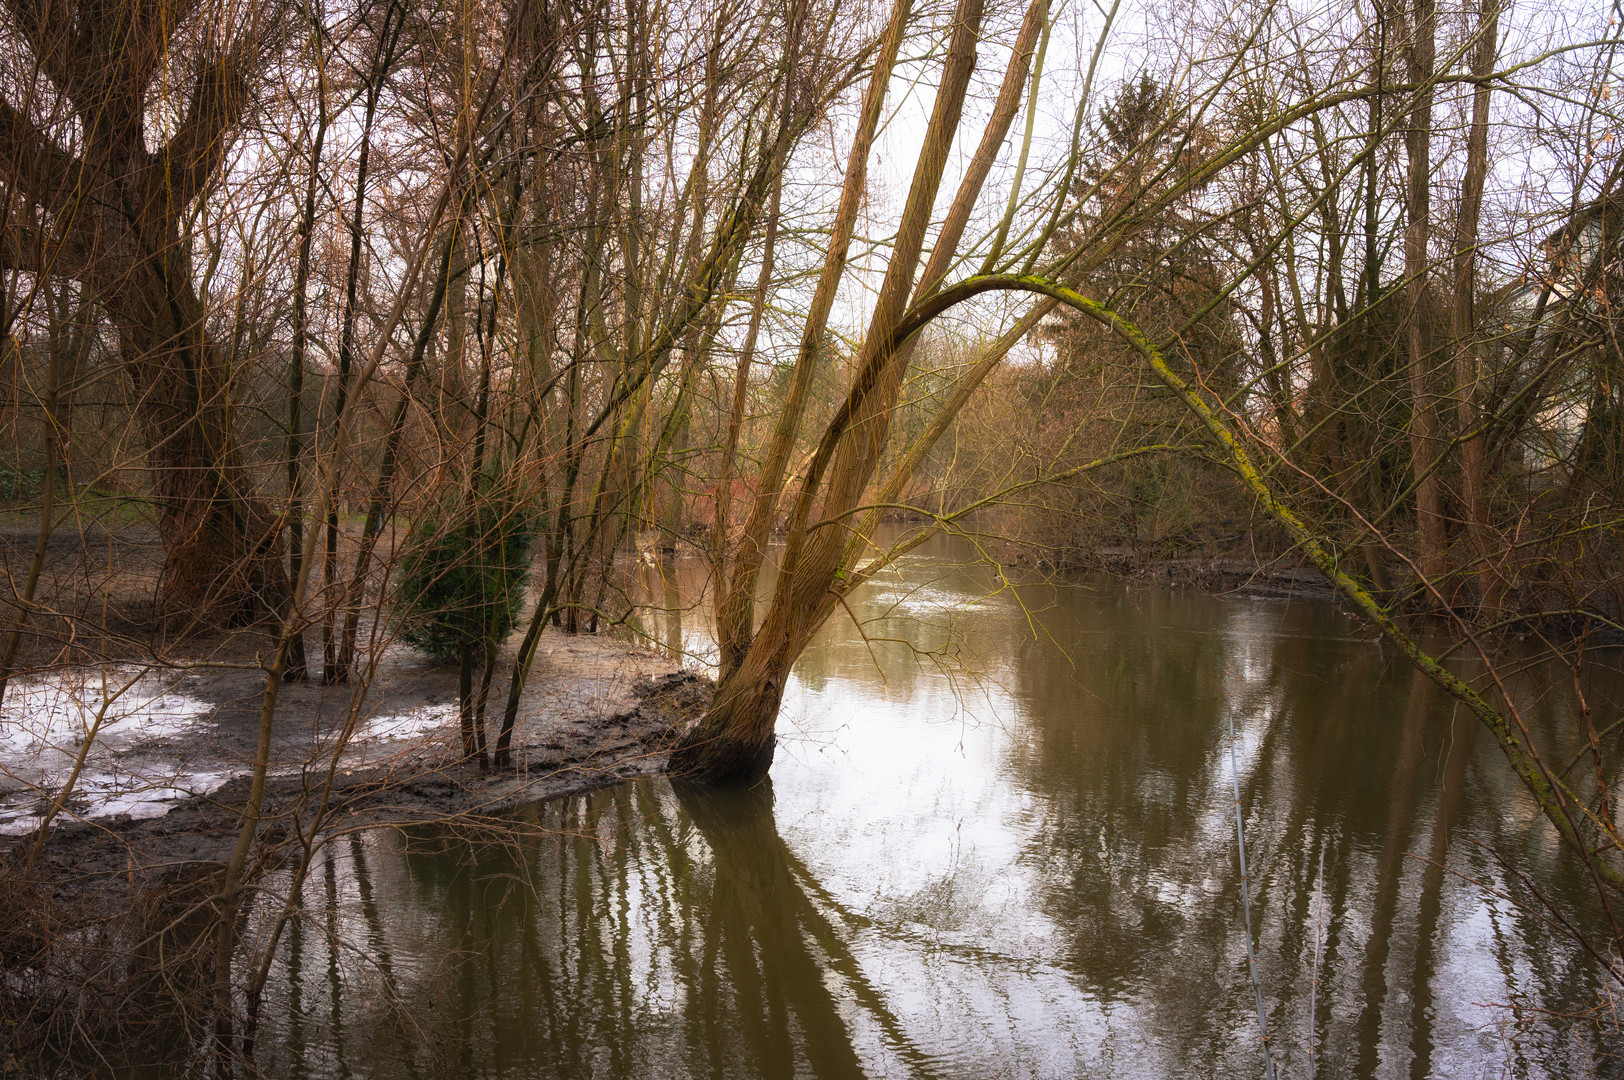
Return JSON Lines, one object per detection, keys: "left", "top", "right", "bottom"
{"left": 0, "top": 0, "right": 1621, "bottom": 1068}
{"left": 967, "top": 3, "right": 1624, "bottom": 636}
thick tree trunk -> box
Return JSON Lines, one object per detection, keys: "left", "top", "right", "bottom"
{"left": 116, "top": 281, "right": 286, "bottom": 628}
{"left": 0, "top": 0, "right": 269, "bottom": 624}
{"left": 667, "top": 642, "right": 790, "bottom": 783}
{"left": 1402, "top": 0, "right": 1447, "bottom": 583}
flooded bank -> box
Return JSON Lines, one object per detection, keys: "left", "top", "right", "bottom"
{"left": 0, "top": 629, "right": 685, "bottom": 840}
{"left": 249, "top": 531, "right": 1624, "bottom": 1078}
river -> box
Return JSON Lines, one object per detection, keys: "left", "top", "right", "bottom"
{"left": 253, "top": 529, "right": 1624, "bottom": 1078}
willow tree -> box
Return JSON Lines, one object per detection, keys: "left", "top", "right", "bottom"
{"left": 491, "top": 0, "right": 874, "bottom": 765}
{"left": 672, "top": 0, "right": 1610, "bottom": 789}
{"left": 674, "top": 0, "right": 1018, "bottom": 780}
{"left": 0, "top": 0, "right": 285, "bottom": 623}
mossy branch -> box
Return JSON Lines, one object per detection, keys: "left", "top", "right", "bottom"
{"left": 891, "top": 272, "right": 1622, "bottom": 890}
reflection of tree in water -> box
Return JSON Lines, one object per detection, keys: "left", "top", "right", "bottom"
{"left": 251, "top": 553, "right": 1624, "bottom": 1078}
{"left": 624, "top": 554, "right": 694, "bottom": 664}
{"left": 1000, "top": 585, "right": 1619, "bottom": 1074}
{"left": 677, "top": 781, "right": 941, "bottom": 1080}
{"left": 258, "top": 779, "right": 936, "bottom": 1079}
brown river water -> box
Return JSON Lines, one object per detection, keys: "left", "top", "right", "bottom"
{"left": 252, "top": 530, "right": 1624, "bottom": 1078}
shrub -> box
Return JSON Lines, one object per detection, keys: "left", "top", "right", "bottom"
{"left": 394, "top": 481, "right": 536, "bottom": 664}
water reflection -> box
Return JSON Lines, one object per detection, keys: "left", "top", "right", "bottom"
{"left": 258, "top": 782, "right": 943, "bottom": 1078}
{"left": 255, "top": 531, "right": 1624, "bottom": 1078}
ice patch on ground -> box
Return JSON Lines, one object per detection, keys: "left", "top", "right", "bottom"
{"left": 0, "top": 667, "right": 213, "bottom": 757}
{"left": 0, "top": 667, "right": 221, "bottom": 833}
{"left": 350, "top": 702, "right": 458, "bottom": 745}
{"left": 0, "top": 767, "right": 235, "bottom": 835}
{"left": 306, "top": 701, "right": 460, "bottom": 769}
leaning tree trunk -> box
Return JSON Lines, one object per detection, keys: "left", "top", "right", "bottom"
{"left": 668, "top": 635, "right": 794, "bottom": 782}
{"left": 672, "top": 0, "right": 986, "bottom": 783}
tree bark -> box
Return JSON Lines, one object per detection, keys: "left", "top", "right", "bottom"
{"left": 1451, "top": 0, "right": 1500, "bottom": 613}
{"left": 116, "top": 273, "right": 291, "bottom": 629}
{"left": 1402, "top": 0, "right": 1447, "bottom": 582}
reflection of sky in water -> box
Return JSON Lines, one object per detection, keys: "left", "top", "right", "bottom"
{"left": 258, "top": 529, "right": 1624, "bottom": 1079}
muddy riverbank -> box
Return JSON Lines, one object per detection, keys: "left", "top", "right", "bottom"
{"left": 4, "top": 632, "right": 710, "bottom": 897}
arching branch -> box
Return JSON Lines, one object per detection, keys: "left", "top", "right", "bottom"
{"left": 866, "top": 271, "right": 1622, "bottom": 891}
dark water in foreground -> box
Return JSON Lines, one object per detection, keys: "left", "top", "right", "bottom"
{"left": 257, "top": 533, "right": 1624, "bottom": 1078}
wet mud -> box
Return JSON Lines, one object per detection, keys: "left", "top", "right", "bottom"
{"left": 6, "top": 634, "right": 711, "bottom": 896}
